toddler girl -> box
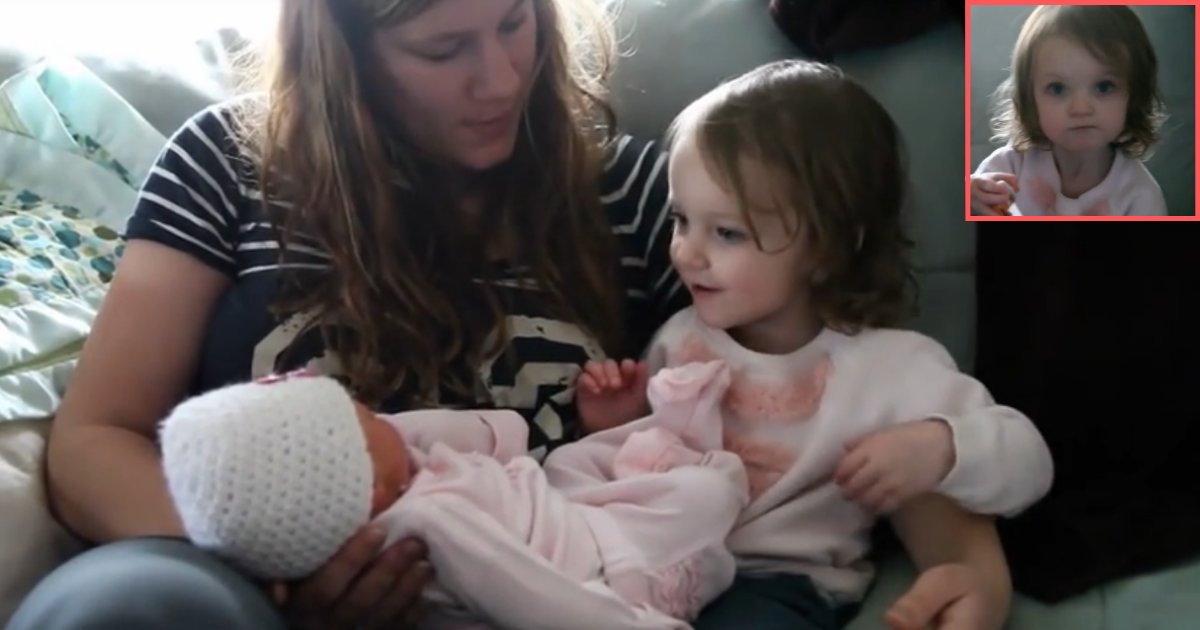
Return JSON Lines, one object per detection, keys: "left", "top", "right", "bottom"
{"left": 971, "top": 5, "right": 1167, "bottom": 216}
{"left": 578, "top": 59, "right": 1054, "bottom": 629}
{"left": 160, "top": 363, "right": 750, "bottom": 629}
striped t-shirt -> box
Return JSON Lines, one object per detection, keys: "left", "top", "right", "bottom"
{"left": 125, "top": 103, "right": 686, "bottom": 456}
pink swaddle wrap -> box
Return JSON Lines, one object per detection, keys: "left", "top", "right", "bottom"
{"left": 374, "top": 360, "right": 748, "bottom": 629}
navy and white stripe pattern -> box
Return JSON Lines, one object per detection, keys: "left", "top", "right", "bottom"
{"left": 125, "top": 104, "right": 686, "bottom": 454}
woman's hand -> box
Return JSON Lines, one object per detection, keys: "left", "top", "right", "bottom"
{"left": 276, "top": 527, "right": 433, "bottom": 630}
{"left": 886, "top": 563, "right": 1005, "bottom": 630}
{"left": 970, "top": 173, "right": 1019, "bottom": 216}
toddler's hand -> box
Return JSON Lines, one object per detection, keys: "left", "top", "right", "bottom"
{"left": 970, "top": 173, "right": 1018, "bottom": 216}
{"left": 887, "top": 563, "right": 1005, "bottom": 630}
{"left": 835, "top": 419, "right": 955, "bottom": 514}
{"left": 577, "top": 359, "right": 650, "bottom": 434}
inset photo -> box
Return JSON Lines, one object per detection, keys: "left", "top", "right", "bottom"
{"left": 968, "top": 4, "right": 1196, "bottom": 218}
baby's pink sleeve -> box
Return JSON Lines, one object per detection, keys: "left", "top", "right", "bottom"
{"left": 375, "top": 492, "right": 690, "bottom": 629}
{"left": 611, "top": 428, "right": 705, "bottom": 478}
{"left": 382, "top": 409, "right": 529, "bottom": 462}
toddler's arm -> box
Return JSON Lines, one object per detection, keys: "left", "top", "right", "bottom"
{"left": 836, "top": 419, "right": 956, "bottom": 514}
{"left": 845, "top": 335, "right": 1053, "bottom": 517}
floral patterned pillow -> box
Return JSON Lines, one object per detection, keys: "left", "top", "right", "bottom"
{"left": 0, "top": 188, "right": 123, "bottom": 310}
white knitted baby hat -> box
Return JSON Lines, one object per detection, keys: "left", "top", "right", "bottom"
{"left": 160, "top": 373, "right": 374, "bottom": 579}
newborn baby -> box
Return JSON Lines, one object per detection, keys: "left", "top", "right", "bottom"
{"left": 159, "top": 361, "right": 748, "bottom": 630}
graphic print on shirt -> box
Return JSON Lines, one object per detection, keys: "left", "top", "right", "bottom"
{"left": 250, "top": 308, "right": 342, "bottom": 380}
{"left": 669, "top": 334, "right": 833, "bottom": 500}
{"left": 477, "top": 315, "right": 605, "bottom": 458}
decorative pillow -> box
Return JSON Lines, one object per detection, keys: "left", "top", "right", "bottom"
{"left": 0, "top": 57, "right": 164, "bottom": 423}
{"left": 0, "top": 192, "right": 123, "bottom": 421}
{"left": 1, "top": 2, "right": 273, "bottom": 134}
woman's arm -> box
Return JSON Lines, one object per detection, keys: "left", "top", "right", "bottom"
{"left": 887, "top": 494, "right": 1012, "bottom": 630}
{"left": 46, "top": 240, "right": 230, "bottom": 542}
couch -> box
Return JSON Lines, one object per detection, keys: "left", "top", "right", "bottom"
{"left": 2, "top": 0, "right": 1197, "bottom": 627}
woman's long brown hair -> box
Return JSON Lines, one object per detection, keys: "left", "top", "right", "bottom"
{"left": 232, "top": 0, "right": 625, "bottom": 407}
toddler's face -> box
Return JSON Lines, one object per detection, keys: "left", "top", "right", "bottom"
{"left": 666, "top": 131, "right": 815, "bottom": 351}
{"left": 1032, "top": 35, "right": 1129, "bottom": 155}
{"left": 355, "top": 402, "right": 415, "bottom": 516}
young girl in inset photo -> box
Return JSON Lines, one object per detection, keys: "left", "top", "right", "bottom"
{"left": 579, "top": 60, "right": 1053, "bottom": 630}
{"left": 971, "top": 5, "right": 1168, "bottom": 216}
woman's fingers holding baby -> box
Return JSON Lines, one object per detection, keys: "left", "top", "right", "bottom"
{"left": 284, "top": 528, "right": 430, "bottom": 629}
{"left": 361, "top": 541, "right": 433, "bottom": 630}
{"left": 285, "top": 526, "right": 386, "bottom": 626}
{"left": 332, "top": 538, "right": 425, "bottom": 628}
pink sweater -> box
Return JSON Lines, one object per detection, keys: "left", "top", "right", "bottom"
{"left": 374, "top": 360, "right": 749, "bottom": 629}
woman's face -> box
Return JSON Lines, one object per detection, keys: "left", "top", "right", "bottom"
{"left": 370, "top": 0, "right": 540, "bottom": 172}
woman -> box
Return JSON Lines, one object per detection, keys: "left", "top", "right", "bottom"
{"left": 12, "top": 0, "right": 1011, "bottom": 629}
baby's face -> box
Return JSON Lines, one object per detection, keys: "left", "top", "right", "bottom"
{"left": 1032, "top": 35, "right": 1129, "bottom": 155}
{"left": 355, "top": 402, "right": 415, "bottom": 516}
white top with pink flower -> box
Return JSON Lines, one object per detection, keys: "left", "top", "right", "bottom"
{"left": 975, "top": 144, "right": 1166, "bottom": 216}
{"left": 646, "top": 307, "right": 1055, "bottom": 603}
